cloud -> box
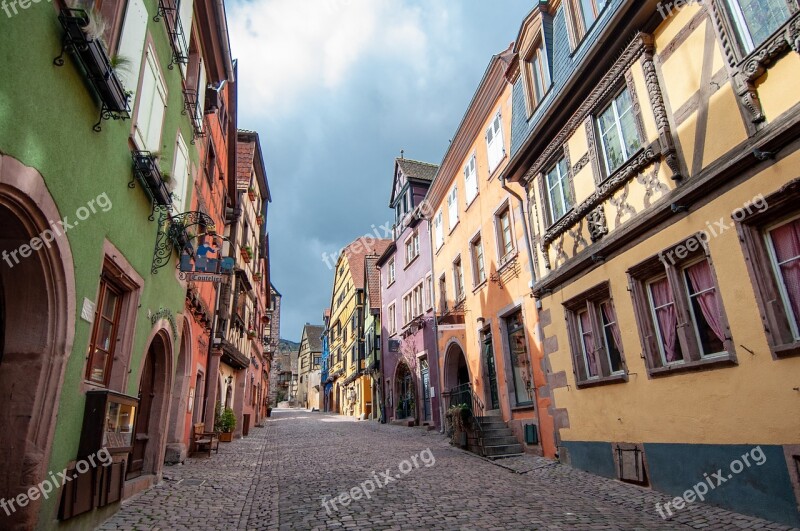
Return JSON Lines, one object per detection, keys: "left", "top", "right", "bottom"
{"left": 227, "top": 0, "right": 436, "bottom": 117}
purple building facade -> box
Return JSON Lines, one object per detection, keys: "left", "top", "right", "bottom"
{"left": 377, "top": 157, "right": 441, "bottom": 430}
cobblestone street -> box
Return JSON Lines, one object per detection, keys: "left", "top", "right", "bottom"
{"left": 98, "top": 409, "right": 795, "bottom": 530}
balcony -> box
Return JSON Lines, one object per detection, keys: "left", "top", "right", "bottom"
{"left": 153, "top": 0, "right": 189, "bottom": 70}
{"left": 54, "top": 8, "right": 131, "bottom": 132}
{"left": 181, "top": 88, "right": 206, "bottom": 142}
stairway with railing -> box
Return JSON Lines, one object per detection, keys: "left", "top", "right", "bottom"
{"left": 443, "top": 383, "right": 524, "bottom": 459}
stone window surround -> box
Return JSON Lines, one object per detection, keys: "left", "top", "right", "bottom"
{"left": 626, "top": 234, "right": 738, "bottom": 377}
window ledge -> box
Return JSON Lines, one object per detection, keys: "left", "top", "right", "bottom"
{"left": 773, "top": 341, "right": 800, "bottom": 359}
{"left": 472, "top": 279, "right": 488, "bottom": 294}
{"left": 403, "top": 255, "right": 419, "bottom": 270}
{"left": 448, "top": 221, "right": 460, "bottom": 235}
{"left": 464, "top": 195, "right": 479, "bottom": 212}
{"left": 511, "top": 403, "right": 535, "bottom": 412}
{"left": 648, "top": 355, "right": 737, "bottom": 377}
{"left": 497, "top": 250, "right": 519, "bottom": 274}
{"left": 575, "top": 373, "right": 628, "bottom": 389}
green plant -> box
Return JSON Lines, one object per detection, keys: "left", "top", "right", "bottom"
{"left": 214, "top": 406, "right": 236, "bottom": 433}
{"left": 83, "top": 9, "right": 108, "bottom": 44}
{"left": 447, "top": 403, "right": 470, "bottom": 434}
{"left": 110, "top": 54, "right": 132, "bottom": 75}
{"left": 160, "top": 170, "right": 172, "bottom": 182}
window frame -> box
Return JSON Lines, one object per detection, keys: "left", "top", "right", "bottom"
{"left": 627, "top": 237, "right": 737, "bottom": 376}
{"left": 447, "top": 186, "right": 459, "bottom": 231}
{"left": 564, "top": 283, "right": 628, "bottom": 387}
{"left": 387, "top": 258, "right": 396, "bottom": 286}
{"left": 541, "top": 155, "right": 574, "bottom": 227}
{"left": 522, "top": 36, "right": 551, "bottom": 116}
{"left": 388, "top": 302, "right": 396, "bottom": 336}
{"left": 434, "top": 210, "right": 444, "bottom": 250}
{"left": 734, "top": 184, "right": 800, "bottom": 358}
{"left": 594, "top": 84, "right": 644, "bottom": 179}
{"left": 404, "top": 231, "right": 420, "bottom": 267}
{"left": 85, "top": 276, "right": 124, "bottom": 386}
{"left": 565, "top": 0, "right": 608, "bottom": 49}
{"left": 720, "top": 0, "right": 797, "bottom": 56}
{"left": 470, "top": 234, "right": 486, "bottom": 287}
{"left": 486, "top": 112, "right": 506, "bottom": 174}
{"left": 464, "top": 153, "right": 479, "bottom": 206}
{"left": 453, "top": 255, "right": 465, "bottom": 303}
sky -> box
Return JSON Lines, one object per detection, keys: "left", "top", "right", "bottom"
{"left": 227, "top": 0, "right": 532, "bottom": 342}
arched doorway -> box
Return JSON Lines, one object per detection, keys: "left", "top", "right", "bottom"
{"left": 165, "top": 321, "right": 191, "bottom": 463}
{"left": 444, "top": 343, "right": 470, "bottom": 409}
{"left": 127, "top": 332, "right": 172, "bottom": 480}
{"left": 0, "top": 164, "right": 76, "bottom": 530}
{"left": 395, "top": 363, "right": 416, "bottom": 421}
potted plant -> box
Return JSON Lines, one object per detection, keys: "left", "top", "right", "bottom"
{"left": 447, "top": 404, "right": 471, "bottom": 447}
{"left": 247, "top": 329, "right": 257, "bottom": 339}
{"left": 240, "top": 245, "right": 252, "bottom": 263}
{"left": 214, "top": 405, "right": 236, "bottom": 442}
{"left": 247, "top": 187, "right": 256, "bottom": 201}
{"left": 253, "top": 272, "right": 262, "bottom": 282}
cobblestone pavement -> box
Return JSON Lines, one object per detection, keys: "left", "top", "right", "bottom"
{"left": 98, "top": 409, "right": 796, "bottom": 530}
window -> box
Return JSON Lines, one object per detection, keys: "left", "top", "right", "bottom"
{"left": 134, "top": 45, "right": 167, "bottom": 152}
{"left": 766, "top": 218, "right": 800, "bottom": 341}
{"left": 115, "top": 0, "right": 147, "bottom": 96}
{"left": 453, "top": 256, "right": 465, "bottom": 303}
{"left": 172, "top": 133, "right": 190, "bottom": 212}
{"left": 523, "top": 39, "right": 550, "bottom": 114}
{"left": 205, "top": 140, "right": 217, "bottom": 184}
{"left": 564, "top": 284, "right": 626, "bottom": 385}
{"left": 434, "top": 210, "right": 444, "bottom": 249}
{"left": 388, "top": 303, "right": 396, "bottom": 335}
{"left": 86, "top": 276, "right": 123, "bottom": 385}
{"left": 439, "top": 274, "right": 448, "bottom": 314}
{"left": 81, "top": 0, "right": 127, "bottom": 54}
{"left": 471, "top": 236, "right": 486, "bottom": 286}
{"left": 496, "top": 206, "right": 515, "bottom": 259}
{"left": 544, "top": 157, "right": 573, "bottom": 224}
{"left": 505, "top": 311, "right": 533, "bottom": 406}
{"left": 628, "top": 239, "right": 734, "bottom": 375}
{"left": 596, "top": 86, "right": 641, "bottom": 176}
{"left": 724, "top": 0, "right": 792, "bottom": 53}
{"left": 424, "top": 273, "right": 433, "bottom": 310}
{"left": 567, "top": 0, "right": 607, "bottom": 44}
{"left": 388, "top": 259, "right": 396, "bottom": 286}
{"left": 404, "top": 282, "right": 424, "bottom": 324}
{"left": 405, "top": 232, "right": 420, "bottom": 265}
{"left": 447, "top": 186, "right": 459, "bottom": 230}
{"left": 464, "top": 154, "right": 478, "bottom": 205}
{"left": 486, "top": 113, "right": 505, "bottom": 173}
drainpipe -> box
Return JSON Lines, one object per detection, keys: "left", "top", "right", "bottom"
{"left": 500, "top": 174, "right": 546, "bottom": 446}
{"left": 424, "top": 214, "right": 445, "bottom": 433}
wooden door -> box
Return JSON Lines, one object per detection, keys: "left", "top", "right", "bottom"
{"left": 127, "top": 349, "right": 156, "bottom": 479}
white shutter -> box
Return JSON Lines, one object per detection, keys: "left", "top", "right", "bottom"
{"left": 448, "top": 187, "right": 458, "bottom": 230}
{"left": 133, "top": 54, "right": 156, "bottom": 150}
{"left": 435, "top": 211, "right": 444, "bottom": 248}
{"left": 172, "top": 134, "right": 190, "bottom": 212}
{"left": 487, "top": 113, "right": 505, "bottom": 172}
{"left": 177, "top": 0, "right": 194, "bottom": 77}
{"left": 116, "top": 0, "right": 148, "bottom": 100}
{"left": 464, "top": 155, "right": 477, "bottom": 204}
{"left": 195, "top": 59, "right": 207, "bottom": 129}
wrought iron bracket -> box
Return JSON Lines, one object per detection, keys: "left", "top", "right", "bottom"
{"left": 151, "top": 210, "right": 216, "bottom": 275}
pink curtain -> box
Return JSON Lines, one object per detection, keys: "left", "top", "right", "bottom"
{"left": 686, "top": 260, "right": 725, "bottom": 343}
{"left": 602, "top": 302, "right": 623, "bottom": 353}
{"left": 579, "top": 312, "right": 597, "bottom": 377}
{"left": 771, "top": 220, "right": 800, "bottom": 326}
{"left": 651, "top": 278, "right": 679, "bottom": 362}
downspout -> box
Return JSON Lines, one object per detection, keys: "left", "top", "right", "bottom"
{"left": 425, "top": 214, "right": 445, "bottom": 433}
{"left": 500, "top": 174, "right": 546, "bottom": 446}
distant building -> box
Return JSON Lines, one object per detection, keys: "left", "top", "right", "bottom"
{"left": 296, "top": 324, "right": 324, "bottom": 409}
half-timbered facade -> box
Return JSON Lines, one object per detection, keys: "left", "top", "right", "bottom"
{"left": 503, "top": 0, "right": 800, "bottom": 525}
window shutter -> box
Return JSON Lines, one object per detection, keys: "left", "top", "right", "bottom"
{"left": 177, "top": 0, "right": 194, "bottom": 77}
{"left": 133, "top": 54, "right": 157, "bottom": 150}
{"left": 448, "top": 188, "right": 458, "bottom": 229}
{"left": 145, "top": 61, "right": 167, "bottom": 152}
{"left": 172, "top": 134, "right": 190, "bottom": 212}
{"left": 115, "top": 0, "right": 148, "bottom": 100}
{"left": 465, "top": 155, "right": 477, "bottom": 204}
{"left": 195, "top": 59, "right": 207, "bottom": 131}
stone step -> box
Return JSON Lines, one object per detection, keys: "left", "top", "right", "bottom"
{"left": 481, "top": 435, "right": 520, "bottom": 446}
{"left": 479, "top": 427, "right": 514, "bottom": 437}
{"left": 483, "top": 443, "right": 525, "bottom": 457}
{"left": 475, "top": 418, "right": 508, "bottom": 429}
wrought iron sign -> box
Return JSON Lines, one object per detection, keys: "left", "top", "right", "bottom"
{"left": 151, "top": 211, "right": 234, "bottom": 279}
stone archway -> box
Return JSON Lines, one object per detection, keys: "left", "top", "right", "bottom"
{"left": 0, "top": 157, "right": 76, "bottom": 530}
{"left": 165, "top": 319, "right": 192, "bottom": 463}
{"left": 127, "top": 330, "right": 173, "bottom": 481}
{"left": 444, "top": 341, "right": 470, "bottom": 390}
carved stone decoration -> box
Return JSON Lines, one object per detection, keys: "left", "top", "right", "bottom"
{"left": 572, "top": 153, "right": 590, "bottom": 175}
{"left": 541, "top": 242, "right": 551, "bottom": 271}
{"left": 522, "top": 33, "right": 651, "bottom": 184}
{"left": 609, "top": 183, "right": 638, "bottom": 227}
{"left": 568, "top": 219, "right": 590, "bottom": 255}
{"left": 636, "top": 160, "right": 670, "bottom": 209}
{"left": 587, "top": 206, "right": 608, "bottom": 243}
{"left": 542, "top": 145, "right": 659, "bottom": 246}
{"left": 641, "top": 36, "right": 682, "bottom": 180}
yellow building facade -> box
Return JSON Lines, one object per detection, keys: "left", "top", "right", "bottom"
{"left": 327, "top": 238, "right": 391, "bottom": 418}
{"left": 503, "top": 1, "right": 800, "bottom": 525}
